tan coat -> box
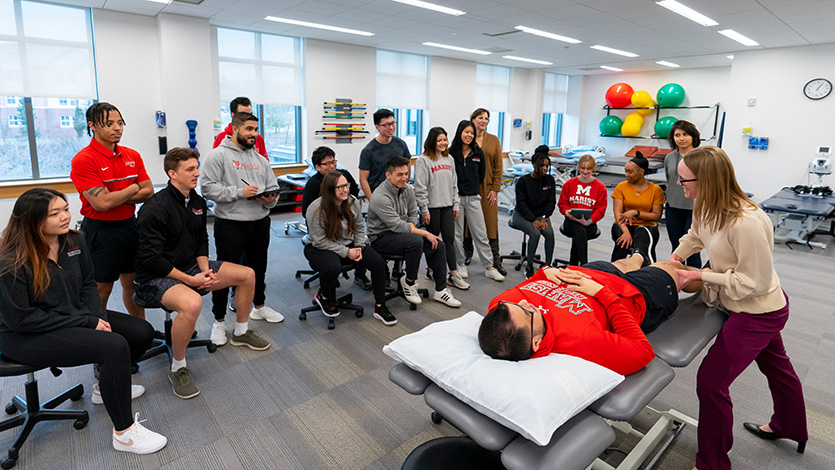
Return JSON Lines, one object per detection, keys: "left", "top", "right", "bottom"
{"left": 478, "top": 132, "right": 503, "bottom": 238}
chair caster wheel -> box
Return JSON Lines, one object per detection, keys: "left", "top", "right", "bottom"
{"left": 356, "top": 310, "right": 363, "bottom": 318}
{"left": 328, "top": 319, "right": 335, "bottom": 330}
{"left": 410, "top": 304, "right": 417, "bottom": 311}
{"left": 207, "top": 344, "right": 217, "bottom": 353}
{"left": 1, "top": 457, "right": 16, "bottom": 469}
{"left": 70, "top": 390, "right": 84, "bottom": 402}
{"left": 514, "top": 265, "right": 521, "bottom": 271}
{"left": 4, "top": 404, "right": 16, "bottom": 415}
{"left": 131, "top": 363, "right": 140, "bottom": 374}
{"left": 431, "top": 411, "right": 443, "bottom": 424}
{"left": 299, "top": 312, "right": 307, "bottom": 321}
{"left": 295, "top": 272, "right": 301, "bottom": 279}
{"left": 73, "top": 416, "right": 88, "bottom": 430}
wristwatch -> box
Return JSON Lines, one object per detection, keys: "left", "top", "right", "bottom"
{"left": 635, "top": 210, "right": 641, "bottom": 218}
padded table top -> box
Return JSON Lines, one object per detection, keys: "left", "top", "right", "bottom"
{"left": 648, "top": 293, "right": 726, "bottom": 368}
{"left": 760, "top": 189, "right": 835, "bottom": 217}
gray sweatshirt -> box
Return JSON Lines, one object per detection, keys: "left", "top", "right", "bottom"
{"left": 367, "top": 179, "right": 418, "bottom": 242}
{"left": 306, "top": 195, "right": 366, "bottom": 258}
{"left": 200, "top": 137, "right": 279, "bottom": 221}
{"left": 414, "top": 154, "right": 460, "bottom": 214}
{"left": 663, "top": 150, "right": 694, "bottom": 210}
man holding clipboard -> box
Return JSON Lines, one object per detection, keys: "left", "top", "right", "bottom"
{"left": 201, "top": 112, "right": 284, "bottom": 347}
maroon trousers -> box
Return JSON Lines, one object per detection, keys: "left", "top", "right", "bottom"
{"left": 695, "top": 292, "right": 808, "bottom": 470}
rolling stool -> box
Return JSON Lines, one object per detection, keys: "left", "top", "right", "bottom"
{"left": 552, "top": 221, "right": 601, "bottom": 267}
{"left": 295, "top": 236, "right": 349, "bottom": 289}
{"left": 401, "top": 436, "right": 504, "bottom": 470}
{"left": 299, "top": 264, "right": 364, "bottom": 330}
{"left": 134, "top": 293, "right": 217, "bottom": 363}
{"left": 499, "top": 218, "right": 547, "bottom": 274}
{"left": 382, "top": 254, "right": 429, "bottom": 311}
{"left": 0, "top": 355, "right": 88, "bottom": 469}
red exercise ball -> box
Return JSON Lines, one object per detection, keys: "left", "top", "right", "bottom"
{"left": 605, "top": 83, "right": 634, "bottom": 108}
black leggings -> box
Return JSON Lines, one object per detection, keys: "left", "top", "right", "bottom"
{"left": 562, "top": 218, "right": 598, "bottom": 266}
{"left": 426, "top": 206, "right": 457, "bottom": 271}
{"left": 304, "top": 244, "right": 387, "bottom": 303}
{"left": 0, "top": 311, "right": 153, "bottom": 431}
{"left": 611, "top": 224, "right": 660, "bottom": 263}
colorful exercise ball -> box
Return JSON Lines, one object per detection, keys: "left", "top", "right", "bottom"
{"left": 631, "top": 90, "right": 656, "bottom": 116}
{"left": 654, "top": 116, "right": 678, "bottom": 139}
{"left": 621, "top": 112, "right": 644, "bottom": 137}
{"left": 599, "top": 115, "right": 623, "bottom": 136}
{"left": 605, "top": 83, "right": 634, "bottom": 108}
{"left": 656, "top": 83, "right": 685, "bottom": 107}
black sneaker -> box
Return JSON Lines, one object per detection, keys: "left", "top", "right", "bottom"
{"left": 464, "top": 254, "right": 473, "bottom": 266}
{"left": 494, "top": 263, "right": 508, "bottom": 276}
{"left": 373, "top": 304, "right": 397, "bottom": 326}
{"left": 631, "top": 227, "right": 654, "bottom": 267}
{"left": 354, "top": 274, "right": 372, "bottom": 291}
{"left": 525, "top": 264, "right": 534, "bottom": 279}
{"left": 314, "top": 291, "right": 340, "bottom": 317}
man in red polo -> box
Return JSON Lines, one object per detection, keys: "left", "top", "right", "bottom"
{"left": 212, "top": 96, "right": 268, "bottom": 160}
{"left": 71, "top": 102, "right": 154, "bottom": 319}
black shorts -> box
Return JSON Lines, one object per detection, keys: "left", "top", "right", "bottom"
{"left": 80, "top": 216, "right": 139, "bottom": 283}
{"left": 583, "top": 261, "right": 679, "bottom": 333}
{"left": 135, "top": 261, "right": 224, "bottom": 307}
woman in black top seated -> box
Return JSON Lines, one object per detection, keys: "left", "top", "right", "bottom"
{"left": 304, "top": 172, "right": 393, "bottom": 325}
{"left": 512, "top": 146, "right": 557, "bottom": 277}
{"left": 0, "top": 188, "right": 166, "bottom": 455}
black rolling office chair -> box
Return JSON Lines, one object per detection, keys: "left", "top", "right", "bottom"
{"left": 552, "top": 221, "right": 601, "bottom": 267}
{"left": 299, "top": 263, "right": 364, "bottom": 330}
{"left": 0, "top": 355, "right": 89, "bottom": 469}
{"left": 498, "top": 218, "right": 548, "bottom": 274}
{"left": 295, "top": 236, "right": 349, "bottom": 289}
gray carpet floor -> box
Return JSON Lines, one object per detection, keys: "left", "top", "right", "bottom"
{"left": 1, "top": 178, "right": 832, "bottom": 469}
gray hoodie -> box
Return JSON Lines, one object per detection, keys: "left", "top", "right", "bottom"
{"left": 367, "top": 179, "right": 418, "bottom": 243}
{"left": 414, "top": 154, "right": 460, "bottom": 214}
{"left": 200, "top": 137, "right": 279, "bottom": 221}
{"left": 306, "top": 195, "right": 366, "bottom": 258}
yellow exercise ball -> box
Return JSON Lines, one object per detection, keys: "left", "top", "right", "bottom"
{"left": 621, "top": 112, "right": 644, "bottom": 137}
{"left": 631, "top": 90, "right": 656, "bottom": 116}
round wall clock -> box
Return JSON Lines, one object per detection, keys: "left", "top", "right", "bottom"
{"left": 804, "top": 78, "right": 832, "bottom": 100}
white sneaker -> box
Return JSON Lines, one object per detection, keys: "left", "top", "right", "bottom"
{"left": 485, "top": 267, "right": 505, "bottom": 281}
{"left": 210, "top": 321, "right": 227, "bottom": 346}
{"left": 249, "top": 305, "right": 285, "bottom": 323}
{"left": 459, "top": 265, "right": 469, "bottom": 279}
{"left": 399, "top": 276, "right": 422, "bottom": 305}
{"left": 112, "top": 413, "right": 168, "bottom": 455}
{"left": 92, "top": 383, "right": 145, "bottom": 405}
{"left": 447, "top": 273, "right": 470, "bottom": 290}
{"left": 433, "top": 288, "right": 462, "bottom": 308}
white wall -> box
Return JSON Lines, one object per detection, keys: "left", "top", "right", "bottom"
{"left": 507, "top": 68, "right": 544, "bottom": 154}
{"left": 721, "top": 43, "right": 835, "bottom": 200}
{"left": 576, "top": 67, "right": 731, "bottom": 164}
{"left": 303, "top": 39, "right": 377, "bottom": 173}
{"left": 427, "top": 56, "right": 476, "bottom": 136}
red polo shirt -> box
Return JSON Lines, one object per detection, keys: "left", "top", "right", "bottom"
{"left": 487, "top": 266, "right": 654, "bottom": 375}
{"left": 212, "top": 123, "right": 268, "bottom": 160}
{"left": 71, "top": 138, "right": 150, "bottom": 221}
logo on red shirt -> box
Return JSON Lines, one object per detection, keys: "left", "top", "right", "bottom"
{"left": 125, "top": 160, "right": 135, "bottom": 168}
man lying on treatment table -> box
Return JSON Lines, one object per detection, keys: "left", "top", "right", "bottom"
{"left": 478, "top": 256, "right": 703, "bottom": 375}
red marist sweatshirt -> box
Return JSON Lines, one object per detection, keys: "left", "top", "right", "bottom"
{"left": 557, "top": 177, "right": 608, "bottom": 224}
{"left": 487, "top": 266, "right": 654, "bottom": 375}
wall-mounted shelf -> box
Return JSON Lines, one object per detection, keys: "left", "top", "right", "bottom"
{"left": 600, "top": 102, "right": 721, "bottom": 140}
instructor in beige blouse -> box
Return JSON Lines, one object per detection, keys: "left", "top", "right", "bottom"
{"left": 463, "top": 108, "right": 506, "bottom": 275}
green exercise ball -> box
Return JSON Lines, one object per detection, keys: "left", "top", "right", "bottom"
{"left": 599, "top": 115, "right": 623, "bottom": 136}
{"left": 656, "top": 83, "right": 685, "bottom": 107}
{"left": 654, "top": 116, "right": 678, "bottom": 139}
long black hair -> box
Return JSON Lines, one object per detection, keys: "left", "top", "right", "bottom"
{"left": 449, "top": 120, "right": 479, "bottom": 159}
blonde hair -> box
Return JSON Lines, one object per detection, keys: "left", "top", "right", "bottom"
{"left": 685, "top": 146, "right": 756, "bottom": 232}
{"left": 577, "top": 154, "right": 596, "bottom": 171}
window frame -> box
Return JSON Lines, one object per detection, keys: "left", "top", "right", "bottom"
{"left": 541, "top": 112, "right": 563, "bottom": 148}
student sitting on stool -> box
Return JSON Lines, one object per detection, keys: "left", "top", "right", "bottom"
{"left": 512, "top": 146, "right": 557, "bottom": 278}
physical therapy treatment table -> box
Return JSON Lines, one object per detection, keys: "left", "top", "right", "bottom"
{"left": 389, "top": 293, "right": 726, "bottom": 470}
{"left": 759, "top": 188, "right": 835, "bottom": 249}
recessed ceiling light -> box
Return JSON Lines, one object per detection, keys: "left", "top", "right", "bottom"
{"left": 422, "top": 42, "right": 490, "bottom": 55}
{"left": 718, "top": 29, "right": 759, "bottom": 47}
{"left": 727, "top": 54, "right": 734, "bottom": 59}
{"left": 656, "top": 60, "right": 680, "bottom": 68}
{"left": 656, "top": 0, "right": 718, "bottom": 27}
{"left": 391, "top": 0, "right": 465, "bottom": 16}
{"left": 600, "top": 65, "right": 623, "bottom": 72}
{"left": 503, "top": 55, "right": 553, "bottom": 66}
{"left": 264, "top": 16, "right": 374, "bottom": 36}
{"left": 590, "top": 45, "right": 638, "bottom": 58}
{"left": 514, "top": 26, "right": 581, "bottom": 44}
{"left": 144, "top": 0, "right": 171, "bottom": 3}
